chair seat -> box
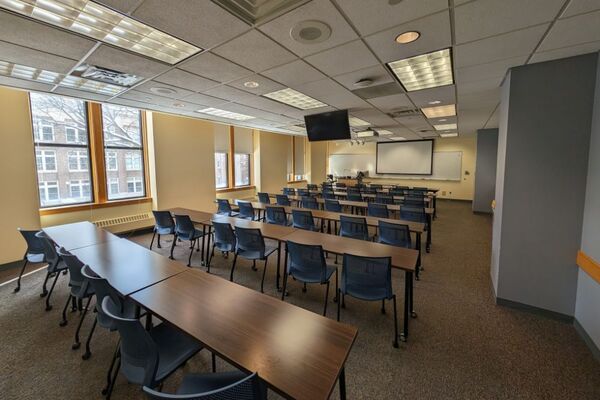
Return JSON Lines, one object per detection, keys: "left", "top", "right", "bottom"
{"left": 290, "top": 265, "right": 336, "bottom": 284}
{"left": 69, "top": 282, "right": 95, "bottom": 298}
{"left": 26, "top": 252, "right": 45, "bottom": 263}
{"left": 341, "top": 283, "right": 392, "bottom": 301}
{"left": 178, "top": 228, "right": 205, "bottom": 241}
{"left": 217, "top": 211, "right": 239, "bottom": 217}
{"left": 177, "top": 370, "right": 249, "bottom": 395}
{"left": 237, "top": 245, "right": 278, "bottom": 260}
{"left": 156, "top": 226, "right": 175, "bottom": 235}
{"left": 214, "top": 241, "right": 235, "bottom": 252}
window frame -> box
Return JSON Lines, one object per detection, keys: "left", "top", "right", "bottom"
{"left": 215, "top": 126, "right": 254, "bottom": 192}
{"left": 214, "top": 151, "right": 229, "bottom": 189}
{"left": 234, "top": 152, "right": 251, "bottom": 187}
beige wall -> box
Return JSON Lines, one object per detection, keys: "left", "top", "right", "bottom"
{"left": 310, "top": 141, "right": 328, "bottom": 185}
{"left": 257, "top": 130, "right": 291, "bottom": 193}
{"left": 0, "top": 87, "right": 41, "bottom": 264}
{"left": 327, "top": 137, "right": 477, "bottom": 200}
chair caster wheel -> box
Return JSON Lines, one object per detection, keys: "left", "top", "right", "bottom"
{"left": 400, "top": 334, "right": 407, "bottom": 342}
{"left": 62, "top": 270, "right": 68, "bottom": 275}
{"left": 381, "top": 309, "right": 386, "bottom": 315}
{"left": 168, "top": 256, "right": 174, "bottom": 260}
{"left": 411, "top": 311, "right": 418, "bottom": 318}
{"left": 302, "top": 287, "right": 307, "bottom": 293}
{"left": 251, "top": 267, "right": 258, "bottom": 271}
{"left": 13, "top": 287, "right": 20, "bottom": 293}
{"left": 82, "top": 352, "right": 91, "bottom": 360}
{"left": 101, "top": 389, "right": 108, "bottom": 395}
{"left": 59, "top": 320, "right": 68, "bottom": 327}
{"left": 40, "top": 292, "right": 47, "bottom": 298}
{"left": 45, "top": 305, "right": 52, "bottom": 311}
{"left": 72, "top": 342, "right": 81, "bottom": 350}
{"left": 393, "top": 341, "right": 399, "bottom": 348}
{"left": 333, "top": 297, "right": 338, "bottom": 303}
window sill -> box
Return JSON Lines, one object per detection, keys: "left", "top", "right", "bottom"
{"left": 287, "top": 180, "right": 307, "bottom": 184}
{"left": 39, "top": 197, "right": 153, "bottom": 216}
{"left": 216, "top": 186, "right": 256, "bottom": 193}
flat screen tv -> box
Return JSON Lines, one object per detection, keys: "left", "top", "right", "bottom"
{"left": 304, "top": 110, "right": 351, "bottom": 142}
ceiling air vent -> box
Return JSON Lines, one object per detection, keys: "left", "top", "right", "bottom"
{"left": 212, "top": 0, "right": 310, "bottom": 25}
{"left": 387, "top": 108, "right": 422, "bottom": 118}
{"left": 71, "top": 64, "right": 142, "bottom": 87}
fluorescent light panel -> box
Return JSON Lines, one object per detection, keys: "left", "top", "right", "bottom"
{"left": 196, "top": 107, "right": 255, "bottom": 121}
{"left": 391, "top": 136, "right": 406, "bottom": 141}
{"left": 440, "top": 132, "right": 458, "bottom": 138}
{"left": 377, "top": 130, "right": 393, "bottom": 135}
{"left": 388, "top": 48, "right": 453, "bottom": 91}
{"left": 0, "top": 0, "right": 202, "bottom": 64}
{"left": 348, "top": 116, "right": 370, "bottom": 127}
{"left": 433, "top": 123, "right": 457, "bottom": 131}
{"left": 262, "top": 88, "right": 326, "bottom": 110}
{"left": 0, "top": 60, "right": 125, "bottom": 95}
{"left": 421, "top": 104, "right": 456, "bottom": 118}
{"left": 356, "top": 130, "right": 374, "bottom": 137}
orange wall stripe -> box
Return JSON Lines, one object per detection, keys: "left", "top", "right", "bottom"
{"left": 577, "top": 250, "right": 600, "bottom": 285}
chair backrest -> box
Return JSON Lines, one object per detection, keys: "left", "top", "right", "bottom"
{"left": 257, "top": 192, "right": 270, "bottom": 204}
{"left": 322, "top": 189, "right": 335, "bottom": 200}
{"left": 238, "top": 202, "right": 255, "bottom": 219}
{"left": 324, "top": 199, "right": 342, "bottom": 213}
{"left": 81, "top": 265, "right": 122, "bottom": 329}
{"left": 101, "top": 297, "right": 160, "bottom": 388}
{"left": 370, "top": 184, "right": 382, "bottom": 190}
{"left": 291, "top": 209, "right": 316, "bottom": 231}
{"left": 212, "top": 221, "right": 236, "bottom": 251}
{"left": 413, "top": 187, "right": 428, "bottom": 192}
{"left": 235, "top": 227, "right": 265, "bottom": 256}
{"left": 336, "top": 182, "right": 346, "bottom": 188}
{"left": 307, "top": 184, "right": 318, "bottom": 191}
{"left": 152, "top": 210, "right": 174, "bottom": 230}
{"left": 339, "top": 215, "right": 369, "bottom": 241}
{"left": 174, "top": 215, "right": 196, "bottom": 239}
{"left": 282, "top": 187, "right": 295, "bottom": 195}
{"left": 375, "top": 194, "right": 394, "bottom": 205}
{"left": 403, "top": 196, "right": 425, "bottom": 207}
{"left": 389, "top": 188, "right": 404, "bottom": 196}
{"left": 142, "top": 372, "right": 264, "bottom": 400}
{"left": 297, "top": 188, "right": 309, "bottom": 197}
{"left": 378, "top": 221, "right": 411, "bottom": 248}
{"left": 347, "top": 187, "right": 361, "bottom": 195}
{"left": 346, "top": 192, "right": 363, "bottom": 202}
{"left": 400, "top": 206, "right": 427, "bottom": 224}
{"left": 217, "top": 199, "right": 234, "bottom": 215}
{"left": 300, "top": 196, "right": 318, "bottom": 210}
{"left": 342, "top": 253, "right": 392, "bottom": 299}
{"left": 265, "top": 206, "right": 287, "bottom": 226}
{"left": 57, "top": 247, "right": 87, "bottom": 291}
{"left": 368, "top": 203, "right": 389, "bottom": 218}
{"left": 286, "top": 241, "right": 328, "bottom": 282}
{"left": 275, "top": 195, "right": 291, "bottom": 206}
{"left": 363, "top": 187, "right": 377, "bottom": 195}
{"left": 35, "top": 231, "right": 60, "bottom": 270}
{"left": 18, "top": 228, "right": 44, "bottom": 256}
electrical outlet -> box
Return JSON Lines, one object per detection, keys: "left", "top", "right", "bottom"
{"left": 442, "top": 191, "right": 446, "bottom": 196}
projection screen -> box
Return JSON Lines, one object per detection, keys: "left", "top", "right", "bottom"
{"left": 376, "top": 140, "right": 434, "bottom": 175}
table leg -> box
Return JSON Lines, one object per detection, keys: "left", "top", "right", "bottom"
{"left": 278, "top": 246, "right": 289, "bottom": 295}
{"left": 415, "top": 232, "right": 422, "bottom": 280}
{"left": 144, "top": 312, "right": 153, "bottom": 331}
{"left": 204, "top": 225, "right": 212, "bottom": 267}
{"left": 426, "top": 214, "right": 432, "bottom": 253}
{"left": 401, "top": 271, "right": 412, "bottom": 342}
{"left": 339, "top": 367, "right": 347, "bottom": 400}
{"left": 410, "top": 270, "right": 417, "bottom": 319}
{"left": 433, "top": 196, "right": 437, "bottom": 219}
{"left": 276, "top": 241, "right": 282, "bottom": 290}
{"left": 200, "top": 225, "right": 206, "bottom": 266}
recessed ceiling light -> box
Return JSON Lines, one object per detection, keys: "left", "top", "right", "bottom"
{"left": 421, "top": 104, "right": 456, "bottom": 118}
{"left": 196, "top": 107, "right": 255, "bottom": 121}
{"left": 244, "top": 81, "right": 259, "bottom": 88}
{"left": 356, "top": 130, "right": 375, "bottom": 137}
{"left": 434, "top": 123, "right": 457, "bottom": 131}
{"left": 377, "top": 130, "right": 393, "bottom": 135}
{"left": 290, "top": 20, "right": 332, "bottom": 44}
{"left": 429, "top": 100, "right": 441, "bottom": 105}
{"left": 439, "top": 118, "right": 447, "bottom": 122}
{"left": 150, "top": 87, "right": 177, "bottom": 95}
{"left": 395, "top": 31, "right": 420, "bottom": 44}
{"left": 440, "top": 132, "right": 458, "bottom": 138}
{"left": 391, "top": 136, "right": 406, "bottom": 141}
{"left": 172, "top": 103, "right": 185, "bottom": 108}
{"left": 0, "top": 0, "right": 202, "bottom": 65}
{"left": 349, "top": 116, "right": 370, "bottom": 127}
{"left": 387, "top": 48, "right": 454, "bottom": 92}
{"left": 262, "top": 88, "right": 327, "bottom": 110}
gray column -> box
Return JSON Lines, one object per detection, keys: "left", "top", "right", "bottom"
{"left": 473, "top": 128, "right": 498, "bottom": 213}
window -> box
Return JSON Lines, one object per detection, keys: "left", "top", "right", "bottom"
{"left": 30, "top": 93, "right": 93, "bottom": 207}
{"left": 215, "top": 152, "right": 228, "bottom": 189}
{"left": 234, "top": 153, "right": 250, "bottom": 187}
{"left": 102, "top": 104, "right": 145, "bottom": 200}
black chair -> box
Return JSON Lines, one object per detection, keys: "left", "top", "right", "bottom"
{"left": 207, "top": 221, "right": 236, "bottom": 273}
{"left": 378, "top": 221, "right": 412, "bottom": 249}
{"left": 307, "top": 184, "right": 318, "bottom": 191}
{"left": 370, "top": 184, "right": 382, "bottom": 190}
{"left": 237, "top": 201, "right": 257, "bottom": 221}
{"left": 143, "top": 372, "right": 266, "bottom": 400}
{"left": 336, "top": 182, "right": 346, "bottom": 188}
{"left": 101, "top": 297, "right": 205, "bottom": 398}
{"left": 282, "top": 187, "right": 295, "bottom": 195}
{"left": 35, "top": 231, "right": 68, "bottom": 311}
{"left": 346, "top": 191, "right": 362, "bottom": 202}
{"left": 265, "top": 206, "right": 289, "bottom": 226}
{"left": 275, "top": 194, "right": 291, "bottom": 206}
{"left": 368, "top": 203, "right": 390, "bottom": 219}
{"left": 363, "top": 187, "right": 377, "bottom": 195}
{"left": 403, "top": 196, "right": 425, "bottom": 208}
{"left": 231, "top": 227, "right": 278, "bottom": 293}
{"left": 291, "top": 209, "right": 319, "bottom": 232}
{"left": 257, "top": 192, "right": 270, "bottom": 204}
{"left": 324, "top": 199, "right": 342, "bottom": 213}
{"left": 217, "top": 199, "right": 238, "bottom": 217}
{"left": 282, "top": 241, "right": 338, "bottom": 316}
{"left": 337, "top": 254, "right": 398, "bottom": 348}
{"left": 400, "top": 206, "right": 428, "bottom": 229}
{"left": 300, "top": 196, "right": 319, "bottom": 210}
{"left": 297, "top": 188, "right": 309, "bottom": 197}
{"left": 171, "top": 215, "right": 206, "bottom": 267}
{"left": 375, "top": 194, "right": 394, "bottom": 205}
{"left": 339, "top": 215, "right": 373, "bottom": 241}
{"left": 14, "top": 228, "right": 45, "bottom": 293}
{"left": 389, "top": 188, "right": 404, "bottom": 196}
{"left": 322, "top": 189, "right": 335, "bottom": 200}
{"left": 150, "top": 211, "right": 175, "bottom": 250}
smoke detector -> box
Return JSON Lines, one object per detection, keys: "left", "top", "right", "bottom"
{"left": 290, "top": 20, "right": 332, "bottom": 44}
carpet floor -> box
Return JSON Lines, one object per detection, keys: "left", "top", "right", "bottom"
{"left": 1, "top": 200, "right": 599, "bottom": 399}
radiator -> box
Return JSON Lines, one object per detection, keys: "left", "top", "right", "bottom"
{"left": 94, "top": 212, "right": 153, "bottom": 232}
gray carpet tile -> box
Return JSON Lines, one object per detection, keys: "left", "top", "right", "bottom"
{"left": 1, "top": 200, "right": 599, "bottom": 399}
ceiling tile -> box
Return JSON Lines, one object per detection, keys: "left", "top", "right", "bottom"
{"left": 458, "top": 89, "right": 500, "bottom": 110}
{"left": 258, "top": 0, "right": 358, "bottom": 57}
{"left": 537, "top": 10, "right": 600, "bottom": 52}
{"left": 364, "top": 11, "right": 452, "bottom": 63}
{"left": 0, "top": 41, "right": 78, "bottom": 74}
{"left": 367, "top": 93, "right": 413, "bottom": 111}
{"left": 95, "top": 0, "right": 139, "bottom": 13}
{"left": 293, "top": 78, "right": 370, "bottom": 109}
{"left": 0, "top": 75, "right": 53, "bottom": 92}
{"left": 86, "top": 45, "right": 170, "bottom": 78}
{"left": 456, "top": 78, "right": 502, "bottom": 96}
{"left": 562, "top": 0, "right": 600, "bottom": 18}
{"left": 153, "top": 69, "right": 220, "bottom": 92}
{"left": 336, "top": 0, "right": 448, "bottom": 36}
{"left": 333, "top": 65, "right": 394, "bottom": 90}
{"left": 133, "top": 0, "right": 249, "bottom": 48}
{"left": 455, "top": 56, "right": 526, "bottom": 84}
{"left": 180, "top": 92, "right": 230, "bottom": 107}
{"left": 212, "top": 30, "right": 297, "bottom": 72}
{"left": 118, "top": 90, "right": 180, "bottom": 107}
{"left": 407, "top": 85, "right": 456, "bottom": 108}
{"left": 530, "top": 40, "right": 600, "bottom": 63}
{"left": 350, "top": 108, "right": 397, "bottom": 127}
{"left": 0, "top": 11, "right": 95, "bottom": 61}
{"left": 202, "top": 85, "right": 259, "bottom": 103}
{"left": 394, "top": 115, "right": 432, "bottom": 131}
{"left": 53, "top": 87, "right": 110, "bottom": 102}
{"left": 261, "top": 59, "right": 327, "bottom": 86}
{"left": 454, "top": 24, "right": 549, "bottom": 67}
{"left": 454, "top": 0, "right": 564, "bottom": 44}
{"left": 236, "top": 95, "right": 304, "bottom": 118}
{"left": 179, "top": 52, "right": 253, "bottom": 83}
{"left": 227, "top": 74, "right": 286, "bottom": 95}
{"left": 134, "top": 81, "right": 195, "bottom": 100}
{"left": 304, "top": 40, "right": 379, "bottom": 76}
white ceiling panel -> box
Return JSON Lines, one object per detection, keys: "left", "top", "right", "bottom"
{"left": 428, "top": 115, "right": 458, "bottom": 126}
{"left": 133, "top": 0, "right": 249, "bottom": 48}
{"left": 154, "top": 69, "right": 220, "bottom": 92}
{"left": 454, "top": 0, "right": 564, "bottom": 44}
{"left": 179, "top": 52, "right": 253, "bottom": 84}
{"left": 202, "top": 85, "right": 259, "bottom": 103}
{"left": 118, "top": 90, "right": 181, "bottom": 107}
{"left": 336, "top": 0, "right": 448, "bottom": 36}
{"left": 304, "top": 40, "right": 379, "bottom": 76}
{"left": 367, "top": 93, "right": 413, "bottom": 111}
{"left": 562, "top": 0, "right": 600, "bottom": 18}
{"left": 407, "top": 85, "right": 456, "bottom": 108}
{"left": 530, "top": 40, "right": 600, "bottom": 64}
{"left": 134, "top": 81, "right": 195, "bottom": 100}
{"left": 458, "top": 88, "right": 500, "bottom": 110}
{"left": 364, "top": 11, "right": 452, "bottom": 63}
{"left": 454, "top": 24, "right": 549, "bottom": 67}
{"left": 177, "top": 92, "right": 230, "bottom": 107}
{"left": 0, "top": 41, "right": 78, "bottom": 73}
{"left": 456, "top": 78, "right": 502, "bottom": 96}
{"left": 95, "top": 0, "right": 139, "bottom": 13}
{"left": 212, "top": 30, "right": 297, "bottom": 72}
{"left": 53, "top": 87, "right": 111, "bottom": 102}
{"left": 0, "top": 76, "right": 53, "bottom": 92}
{"left": 259, "top": 0, "right": 357, "bottom": 57}
{"left": 86, "top": 45, "right": 170, "bottom": 78}
{"left": 537, "top": 10, "right": 600, "bottom": 52}
{"left": 484, "top": 107, "right": 500, "bottom": 128}
{"left": 458, "top": 107, "right": 496, "bottom": 134}
{"left": 227, "top": 74, "right": 286, "bottom": 95}
{"left": 237, "top": 95, "right": 305, "bottom": 118}
{"left": 350, "top": 108, "right": 397, "bottom": 126}
{"left": 333, "top": 65, "right": 394, "bottom": 90}
{"left": 261, "top": 59, "right": 327, "bottom": 86}
{"left": 455, "top": 56, "right": 526, "bottom": 84}
{"left": 0, "top": 11, "right": 96, "bottom": 61}
{"left": 393, "top": 114, "right": 432, "bottom": 131}
{"left": 293, "top": 78, "right": 370, "bottom": 109}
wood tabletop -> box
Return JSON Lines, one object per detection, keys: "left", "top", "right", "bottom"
{"left": 284, "top": 230, "right": 418, "bottom": 272}
{"left": 210, "top": 214, "right": 297, "bottom": 241}
{"left": 71, "top": 239, "right": 188, "bottom": 296}
{"left": 170, "top": 207, "right": 216, "bottom": 224}
{"left": 43, "top": 221, "right": 120, "bottom": 251}
{"left": 131, "top": 269, "right": 358, "bottom": 400}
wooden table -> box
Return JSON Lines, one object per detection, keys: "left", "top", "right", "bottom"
{"left": 284, "top": 230, "right": 418, "bottom": 341}
{"left": 43, "top": 221, "right": 119, "bottom": 251}
{"left": 131, "top": 268, "right": 358, "bottom": 400}
{"left": 71, "top": 239, "right": 188, "bottom": 296}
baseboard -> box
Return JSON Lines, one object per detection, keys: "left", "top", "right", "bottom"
{"left": 0, "top": 259, "right": 23, "bottom": 272}
{"left": 496, "top": 297, "right": 574, "bottom": 323}
{"left": 437, "top": 198, "right": 472, "bottom": 203}
{"left": 574, "top": 319, "right": 600, "bottom": 363}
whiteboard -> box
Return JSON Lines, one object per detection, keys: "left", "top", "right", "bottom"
{"left": 329, "top": 151, "right": 462, "bottom": 181}
{"left": 376, "top": 141, "right": 433, "bottom": 174}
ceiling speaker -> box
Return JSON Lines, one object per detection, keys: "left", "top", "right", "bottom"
{"left": 291, "top": 20, "right": 332, "bottom": 44}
